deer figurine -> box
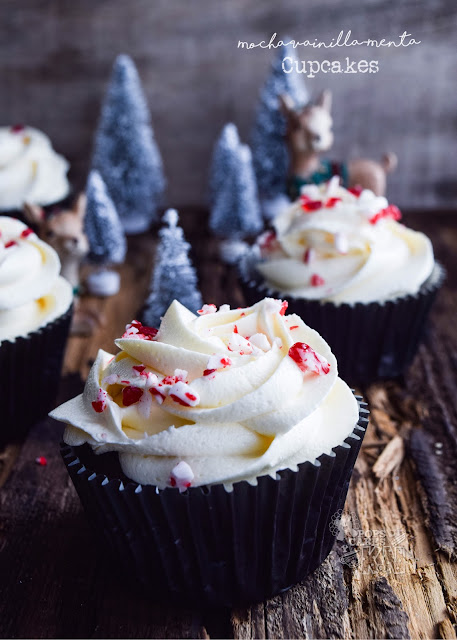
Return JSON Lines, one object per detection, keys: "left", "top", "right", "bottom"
{"left": 279, "top": 90, "right": 397, "bottom": 199}
{"left": 23, "top": 194, "right": 89, "bottom": 291}
{"left": 23, "top": 195, "right": 103, "bottom": 336}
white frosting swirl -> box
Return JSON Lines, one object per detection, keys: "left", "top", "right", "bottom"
{"left": 0, "top": 126, "right": 70, "bottom": 210}
{"left": 0, "top": 216, "right": 73, "bottom": 342}
{"left": 254, "top": 179, "right": 435, "bottom": 304}
{"left": 50, "top": 298, "right": 358, "bottom": 489}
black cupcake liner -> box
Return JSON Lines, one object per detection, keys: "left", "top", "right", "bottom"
{"left": 0, "top": 304, "right": 73, "bottom": 446}
{"left": 240, "top": 258, "right": 445, "bottom": 385}
{"left": 60, "top": 395, "right": 368, "bottom": 607}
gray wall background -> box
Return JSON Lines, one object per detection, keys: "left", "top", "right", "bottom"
{"left": 1, "top": 0, "right": 456, "bottom": 210}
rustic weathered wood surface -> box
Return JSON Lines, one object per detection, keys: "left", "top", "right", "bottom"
{"left": 0, "top": 1, "right": 456, "bottom": 209}
{"left": 0, "top": 209, "right": 456, "bottom": 639}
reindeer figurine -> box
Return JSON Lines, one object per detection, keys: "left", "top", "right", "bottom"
{"left": 23, "top": 195, "right": 103, "bottom": 336}
{"left": 279, "top": 90, "right": 397, "bottom": 199}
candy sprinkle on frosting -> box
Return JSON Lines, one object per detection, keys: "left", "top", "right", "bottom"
{"left": 288, "top": 342, "right": 330, "bottom": 376}
{"left": 123, "top": 320, "right": 158, "bottom": 340}
{"left": 122, "top": 386, "right": 144, "bottom": 406}
{"left": 310, "top": 274, "right": 325, "bottom": 287}
{"left": 170, "top": 461, "right": 194, "bottom": 492}
{"left": 197, "top": 304, "right": 217, "bottom": 315}
{"left": 168, "top": 381, "right": 200, "bottom": 407}
{"left": 92, "top": 388, "right": 108, "bottom": 413}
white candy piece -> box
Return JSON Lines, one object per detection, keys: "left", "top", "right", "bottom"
{"left": 170, "top": 461, "right": 194, "bottom": 493}
{"left": 168, "top": 380, "right": 200, "bottom": 407}
{"left": 206, "top": 353, "right": 232, "bottom": 370}
{"left": 197, "top": 304, "right": 217, "bottom": 315}
{"left": 249, "top": 333, "right": 271, "bottom": 351}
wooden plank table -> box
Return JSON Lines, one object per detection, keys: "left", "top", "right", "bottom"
{"left": 0, "top": 210, "right": 456, "bottom": 639}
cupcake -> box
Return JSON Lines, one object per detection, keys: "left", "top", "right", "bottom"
{"left": 0, "top": 125, "right": 70, "bottom": 216}
{"left": 0, "top": 216, "right": 73, "bottom": 445}
{"left": 51, "top": 297, "right": 368, "bottom": 606}
{"left": 240, "top": 178, "right": 444, "bottom": 384}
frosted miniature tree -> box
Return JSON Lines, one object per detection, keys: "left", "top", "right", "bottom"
{"left": 210, "top": 143, "right": 263, "bottom": 264}
{"left": 251, "top": 41, "right": 309, "bottom": 200}
{"left": 92, "top": 54, "right": 165, "bottom": 235}
{"left": 210, "top": 143, "right": 262, "bottom": 239}
{"left": 84, "top": 170, "right": 127, "bottom": 296}
{"left": 208, "top": 122, "right": 240, "bottom": 205}
{"left": 141, "top": 209, "right": 203, "bottom": 327}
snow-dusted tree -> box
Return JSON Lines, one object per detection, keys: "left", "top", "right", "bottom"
{"left": 209, "top": 143, "right": 263, "bottom": 264}
{"left": 84, "top": 169, "right": 127, "bottom": 296}
{"left": 92, "top": 54, "right": 165, "bottom": 235}
{"left": 208, "top": 122, "right": 239, "bottom": 205}
{"left": 210, "top": 143, "right": 262, "bottom": 239}
{"left": 251, "top": 41, "right": 309, "bottom": 201}
{"left": 141, "top": 209, "right": 202, "bottom": 327}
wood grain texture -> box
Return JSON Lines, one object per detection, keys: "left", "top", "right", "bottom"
{"left": 0, "top": 1, "right": 456, "bottom": 209}
{"left": 0, "top": 209, "right": 456, "bottom": 638}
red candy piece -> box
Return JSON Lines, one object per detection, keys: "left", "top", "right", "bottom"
{"left": 170, "top": 391, "right": 198, "bottom": 407}
{"left": 258, "top": 230, "right": 279, "bottom": 253}
{"left": 369, "top": 204, "right": 402, "bottom": 225}
{"left": 91, "top": 400, "right": 105, "bottom": 413}
{"left": 11, "top": 124, "right": 25, "bottom": 133}
{"left": 122, "top": 386, "right": 143, "bottom": 406}
{"left": 310, "top": 274, "right": 325, "bottom": 287}
{"left": 290, "top": 325, "right": 299, "bottom": 330}
{"left": 150, "top": 387, "right": 166, "bottom": 402}
{"left": 35, "top": 456, "right": 47, "bottom": 466}
{"left": 220, "top": 358, "right": 231, "bottom": 367}
{"left": 279, "top": 300, "right": 288, "bottom": 316}
{"left": 233, "top": 324, "right": 238, "bottom": 333}
{"left": 5, "top": 240, "right": 17, "bottom": 249}
{"left": 203, "top": 368, "right": 216, "bottom": 377}
{"left": 348, "top": 186, "right": 363, "bottom": 197}
{"left": 20, "top": 228, "right": 34, "bottom": 239}
{"left": 303, "top": 247, "right": 315, "bottom": 264}
{"left": 300, "top": 199, "right": 322, "bottom": 212}
{"left": 325, "top": 197, "right": 342, "bottom": 208}
{"left": 132, "top": 365, "right": 145, "bottom": 373}
{"left": 123, "top": 320, "right": 158, "bottom": 340}
{"left": 288, "top": 342, "right": 330, "bottom": 375}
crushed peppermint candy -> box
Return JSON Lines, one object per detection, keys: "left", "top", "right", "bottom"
{"left": 5, "top": 240, "right": 17, "bottom": 249}
{"left": 228, "top": 331, "right": 254, "bottom": 355}
{"left": 170, "top": 461, "right": 194, "bottom": 492}
{"left": 258, "top": 230, "right": 279, "bottom": 252}
{"left": 288, "top": 342, "right": 330, "bottom": 375}
{"left": 264, "top": 298, "right": 288, "bottom": 316}
{"left": 11, "top": 124, "right": 25, "bottom": 133}
{"left": 92, "top": 388, "right": 108, "bottom": 413}
{"left": 20, "top": 228, "right": 34, "bottom": 239}
{"left": 219, "top": 304, "right": 230, "bottom": 312}
{"left": 369, "top": 204, "right": 402, "bottom": 226}
{"left": 122, "top": 386, "right": 143, "bottom": 406}
{"left": 168, "top": 381, "right": 200, "bottom": 407}
{"left": 348, "top": 186, "right": 363, "bottom": 197}
{"left": 206, "top": 354, "right": 232, "bottom": 371}
{"left": 197, "top": 304, "right": 217, "bottom": 315}
{"left": 203, "top": 368, "right": 217, "bottom": 379}
{"left": 310, "top": 273, "right": 325, "bottom": 287}
{"left": 249, "top": 333, "right": 271, "bottom": 351}
{"left": 303, "top": 247, "right": 315, "bottom": 264}
{"left": 122, "top": 320, "right": 158, "bottom": 340}
{"left": 102, "top": 373, "right": 119, "bottom": 386}
{"left": 150, "top": 386, "right": 166, "bottom": 404}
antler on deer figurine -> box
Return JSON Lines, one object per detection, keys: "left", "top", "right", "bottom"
{"left": 279, "top": 90, "right": 397, "bottom": 199}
